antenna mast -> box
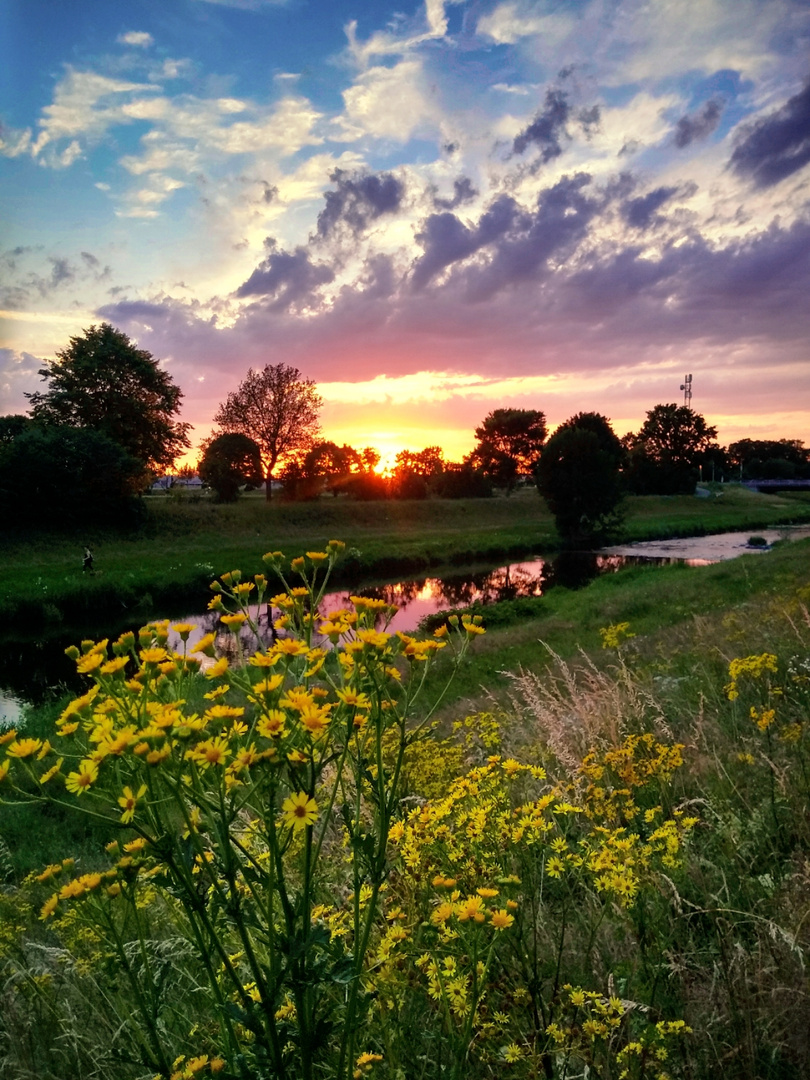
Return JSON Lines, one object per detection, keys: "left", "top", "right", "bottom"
{"left": 679, "top": 373, "right": 692, "bottom": 408}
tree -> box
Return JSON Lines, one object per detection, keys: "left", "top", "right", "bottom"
{"left": 198, "top": 433, "right": 263, "bottom": 502}
{"left": 26, "top": 324, "right": 190, "bottom": 486}
{"left": 535, "top": 413, "right": 624, "bottom": 546}
{"left": 213, "top": 364, "right": 322, "bottom": 499}
{"left": 468, "top": 408, "right": 547, "bottom": 493}
{"left": 391, "top": 446, "right": 445, "bottom": 499}
{"left": 0, "top": 424, "right": 143, "bottom": 528}
{"left": 624, "top": 404, "right": 718, "bottom": 494}
{"left": 727, "top": 438, "right": 809, "bottom": 480}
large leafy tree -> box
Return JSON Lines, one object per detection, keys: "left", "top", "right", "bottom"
{"left": 198, "top": 433, "right": 263, "bottom": 503}
{"left": 624, "top": 403, "right": 718, "bottom": 494}
{"left": 468, "top": 408, "right": 547, "bottom": 493}
{"left": 535, "top": 412, "right": 624, "bottom": 546}
{"left": 0, "top": 424, "right": 142, "bottom": 528}
{"left": 213, "top": 364, "right": 322, "bottom": 499}
{"left": 26, "top": 324, "right": 190, "bottom": 483}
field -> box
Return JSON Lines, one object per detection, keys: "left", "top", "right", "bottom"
{"left": 1, "top": 495, "right": 810, "bottom": 1080}
{"left": 1, "top": 483, "right": 809, "bottom": 632}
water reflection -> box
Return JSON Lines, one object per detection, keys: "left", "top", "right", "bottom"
{"left": 0, "top": 549, "right": 715, "bottom": 714}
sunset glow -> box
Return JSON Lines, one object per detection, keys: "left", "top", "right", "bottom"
{"left": 2, "top": 1, "right": 809, "bottom": 450}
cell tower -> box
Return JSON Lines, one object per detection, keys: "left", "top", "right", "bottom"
{"left": 679, "top": 373, "right": 692, "bottom": 408}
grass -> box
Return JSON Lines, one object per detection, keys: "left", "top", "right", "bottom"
{"left": 420, "top": 535, "right": 810, "bottom": 721}
{"left": 3, "top": 521, "right": 810, "bottom": 1078}
{"left": 1, "top": 484, "right": 809, "bottom": 634}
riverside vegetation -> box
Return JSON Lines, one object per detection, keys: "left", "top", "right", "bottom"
{"left": 1, "top": 530, "right": 810, "bottom": 1079}
{"left": 2, "top": 483, "right": 810, "bottom": 633}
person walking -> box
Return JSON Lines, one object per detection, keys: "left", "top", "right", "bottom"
{"left": 82, "top": 546, "right": 94, "bottom": 573}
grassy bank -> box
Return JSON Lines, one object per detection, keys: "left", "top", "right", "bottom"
{"left": 2, "top": 527, "right": 810, "bottom": 1079}
{"left": 1, "top": 484, "right": 809, "bottom": 633}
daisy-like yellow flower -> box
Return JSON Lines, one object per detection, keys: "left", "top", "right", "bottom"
{"left": 205, "top": 657, "right": 229, "bottom": 679}
{"left": 477, "top": 886, "right": 499, "bottom": 898}
{"left": 65, "top": 759, "right": 99, "bottom": 795}
{"left": 39, "top": 758, "right": 64, "bottom": 784}
{"left": 187, "top": 737, "right": 230, "bottom": 768}
{"left": 39, "top": 894, "right": 59, "bottom": 920}
{"left": 257, "top": 710, "right": 287, "bottom": 738}
{"left": 274, "top": 638, "right": 310, "bottom": 657}
{"left": 118, "top": 784, "right": 147, "bottom": 824}
{"left": 140, "top": 647, "right": 169, "bottom": 665}
{"left": 192, "top": 633, "right": 217, "bottom": 657}
{"left": 0, "top": 727, "right": 19, "bottom": 745}
{"left": 456, "top": 895, "right": 486, "bottom": 923}
{"left": 5, "top": 737, "right": 43, "bottom": 759}
{"left": 490, "top": 909, "right": 515, "bottom": 931}
{"left": 76, "top": 652, "right": 104, "bottom": 674}
{"left": 0, "top": 760, "right": 9, "bottom": 783}
{"left": 281, "top": 791, "right": 319, "bottom": 831}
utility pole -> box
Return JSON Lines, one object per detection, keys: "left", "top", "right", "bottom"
{"left": 679, "top": 373, "right": 692, "bottom": 408}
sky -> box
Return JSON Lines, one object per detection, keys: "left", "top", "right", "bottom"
{"left": 1, "top": 0, "right": 809, "bottom": 467}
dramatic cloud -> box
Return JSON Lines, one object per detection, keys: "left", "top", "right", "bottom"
{"left": 433, "top": 177, "right": 478, "bottom": 211}
{"left": 235, "top": 244, "right": 335, "bottom": 310}
{"left": 622, "top": 185, "right": 681, "bottom": 229}
{"left": 512, "top": 88, "right": 600, "bottom": 160}
{"left": 674, "top": 98, "right": 724, "bottom": 148}
{"left": 316, "top": 169, "right": 405, "bottom": 239}
{"left": 729, "top": 78, "right": 810, "bottom": 188}
{"left": 3, "top": 0, "right": 810, "bottom": 451}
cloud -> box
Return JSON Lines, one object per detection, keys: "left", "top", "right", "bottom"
{"left": 316, "top": 169, "right": 406, "bottom": 240}
{"left": 433, "top": 177, "right": 478, "bottom": 210}
{"left": 674, "top": 98, "right": 724, "bottom": 148}
{"left": 338, "top": 59, "right": 437, "bottom": 141}
{"left": 345, "top": 0, "right": 453, "bottom": 67}
{"left": 477, "top": 2, "right": 575, "bottom": 47}
{"left": 31, "top": 69, "right": 161, "bottom": 157}
{"left": 729, "top": 77, "right": 810, "bottom": 187}
{"left": 235, "top": 244, "right": 335, "bottom": 309}
{"left": 622, "top": 185, "right": 681, "bottom": 229}
{"left": 117, "top": 31, "right": 154, "bottom": 48}
{"left": 512, "top": 87, "right": 600, "bottom": 161}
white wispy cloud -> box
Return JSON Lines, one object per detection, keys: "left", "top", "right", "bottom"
{"left": 117, "top": 31, "right": 154, "bottom": 48}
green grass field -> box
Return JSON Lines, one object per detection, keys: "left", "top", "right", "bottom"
{"left": 1, "top": 484, "right": 809, "bottom": 632}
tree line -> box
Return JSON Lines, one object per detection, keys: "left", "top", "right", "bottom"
{"left": 1, "top": 323, "right": 807, "bottom": 541}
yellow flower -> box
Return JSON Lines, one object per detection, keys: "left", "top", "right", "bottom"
{"left": 65, "top": 759, "right": 99, "bottom": 795}
{"left": 39, "top": 894, "right": 59, "bottom": 920}
{"left": 456, "top": 895, "right": 486, "bottom": 922}
{"left": 39, "top": 758, "right": 64, "bottom": 784}
{"left": 490, "top": 908, "right": 514, "bottom": 930}
{"left": 118, "top": 784, "right": 147, "bottom": 823}
{"left": 281, "top": 791, "right": 319, "bottom": 831}
{"left": 5, "top": 737, "right": 43, "bottom": 758}
{"left": 205, "top": 657, "right": 229, "bottom": 679}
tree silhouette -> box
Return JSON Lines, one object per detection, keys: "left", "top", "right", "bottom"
{"left": 468, "top": 408, "right": 547, "bottom": 494}
{"left": 213, "top": 364, "right": 322, "bottom": 500}
{"left": 199, "top": 433, "right": 263, "bottom": 502}
{"left": 26, "top": 323, "right": 190, "bottom": 485}
{"left": 624, "top": 404, "right": 718, "bottom": 494}
{"left": 536, "top": 413, "right": 624, "bottom": 547}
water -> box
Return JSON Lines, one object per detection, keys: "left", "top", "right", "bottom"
{"left": 3, "top": 525, "right": 808, "bottom": 720}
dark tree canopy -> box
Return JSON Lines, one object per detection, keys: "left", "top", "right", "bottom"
{"left": 623, "top": 404, "right": 719, "bottom": 494}
{"left": 468, "top": 408, "right": 547, "bottom": 493}
{"left": 630, "top": 404, "right": 718, "bottom": 466}
{"left": 536, "top": 414, "right": 624, "bottom": 547}
{"left": 213, "top": 364, "right": 322, "bottom": 499}
{"left": 198, "top": 433, "right": 263, "bottom": 502}
{"left": 0, "top": 424, "right": 142, "bottom": 528}
{"left": 26, "top": 324, "right": 190, "bottom": 481}
{"left": 391, "top": 446, "right": 445, "bottom": 499}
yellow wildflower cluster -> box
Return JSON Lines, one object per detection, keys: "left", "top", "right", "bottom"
{"left": 725, "top": 652, "right": 778, "bottom": 700}
{"left": 546, "top": 987, "right": 691, "bottom": 1079}
{"left": 600, "top": 622, "right": 637, "bottom": 649}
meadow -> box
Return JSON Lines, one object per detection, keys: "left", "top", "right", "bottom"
{"left": 1, "top": 483, "right": 809, "bottom": 632}
{"left": 1, "top": 496, "right": 810, "bottom": 1080}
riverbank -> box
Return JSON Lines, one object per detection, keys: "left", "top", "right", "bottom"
{"left": 1, "top": 484, "right": 809, "bottom": 633}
